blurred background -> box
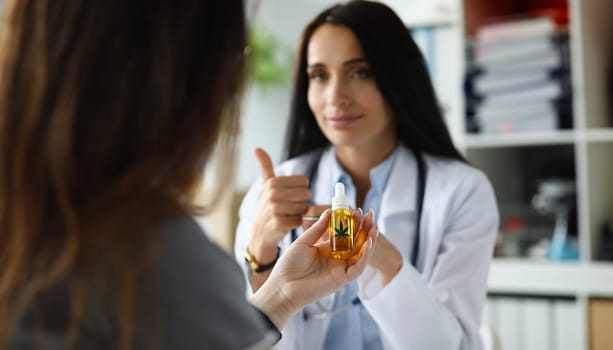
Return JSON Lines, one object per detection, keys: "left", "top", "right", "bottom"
{"left": 203, "top": 0, "right": 609, "bottom": 349}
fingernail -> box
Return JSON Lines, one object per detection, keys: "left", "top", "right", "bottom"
{"left": 319, "top": 209, "right": 331, "bottom": 219}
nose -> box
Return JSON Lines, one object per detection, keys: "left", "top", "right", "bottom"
{"left": 326, "top": 76, "right": 350, "bottom": 107}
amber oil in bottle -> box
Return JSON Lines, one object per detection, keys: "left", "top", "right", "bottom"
{"left": 330, "top": 182, "right": 353, "bottom": 259}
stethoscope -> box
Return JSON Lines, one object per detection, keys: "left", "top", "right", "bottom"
{"left": 289, "top": 149, "right": 427, "bottom": 320}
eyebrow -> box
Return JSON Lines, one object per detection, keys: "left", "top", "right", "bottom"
{"left": 307, "top": 57, "right": 368, "bottom": 69}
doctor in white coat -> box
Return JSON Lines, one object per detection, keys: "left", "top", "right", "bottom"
{"left": 235, "top": 1, "right": 499, "bottom": 349}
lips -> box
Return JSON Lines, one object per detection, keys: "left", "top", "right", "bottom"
{"left": 325, "top": 114, "right": 362, "bottom": 128}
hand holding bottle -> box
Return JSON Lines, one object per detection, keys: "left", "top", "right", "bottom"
{"left": 251, "top": 208, "right": 377, "bottom": 330}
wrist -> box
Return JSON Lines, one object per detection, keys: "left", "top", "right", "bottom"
{"left": 249, "top": 223, "right": 282, "bottom": 261}
{"left": 248, "top": 240, "right": 280, "bottom": 267}
{"left": 250, "top": 279, "right": 295, "bottom": 331}
{"left": 244, "top": 246, "right": 280, "bottom": 273}
{"left": 378, "top": 250, "right": 402, "bottom": 286}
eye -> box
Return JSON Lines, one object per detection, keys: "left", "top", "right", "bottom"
{"left": 351, "top": 67, "right": 371, "bottom": 79}
{"left": 308, "top": 70, "right": 328, "bottom": 82}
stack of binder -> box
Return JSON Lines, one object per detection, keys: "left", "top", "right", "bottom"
{"left": 465, "top": 14, "right": 572, "bottom": 134}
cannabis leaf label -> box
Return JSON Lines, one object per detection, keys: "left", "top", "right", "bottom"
{"left": 334, "top": 221, "right": 350, "bottom": 238}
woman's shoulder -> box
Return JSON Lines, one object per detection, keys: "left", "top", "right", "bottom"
{"left": 155, "top": 215, "right": 274, "bottom": 349}
{"left": 157, "top": 215, "right": 235, "bottom": 268}
{"left": 393, "top": 145, "right": 487, "bottom": 186}
{"left": 388, "top": 146, "right": 493, "bottom": 207}
{"left": 422, "top": 152, "right": 491, "bottom": 189}
{"left": 156, "top": 215, "right": 244, "bottom": 289}
{"left": 419, "top": 152, "right": 497, "bottom": 219}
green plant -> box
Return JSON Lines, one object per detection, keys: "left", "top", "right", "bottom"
{"left": 247, "top": 26, "right": 292, "bottom": 90}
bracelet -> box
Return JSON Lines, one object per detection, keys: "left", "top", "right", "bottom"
{"left": 244, "top": 246, "right": 280, "bottom": 273}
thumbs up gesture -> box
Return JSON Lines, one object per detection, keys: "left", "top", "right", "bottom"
{"left": 248, "top": 148, "right": 312, "bottom": 269}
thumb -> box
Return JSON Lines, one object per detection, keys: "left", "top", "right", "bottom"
{"left": 254, "top": 147, "right": 275, "bottom": 180}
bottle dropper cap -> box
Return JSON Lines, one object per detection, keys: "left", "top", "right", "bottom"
{"left": 332, "top": 182, "right": 349, "bottom": 209}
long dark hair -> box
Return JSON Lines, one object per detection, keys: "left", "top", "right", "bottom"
{"left": 284, "top": 0, "right": 464, "bottom": 162}
{"left": 0, "top": 0, "right": 245, "bottom": 348}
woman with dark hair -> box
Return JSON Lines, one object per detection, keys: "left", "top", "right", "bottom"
{"left": 235, "top": 1, "right": 499, "bottom": 349}
{"left": 0, "top": 0, "right": 376, "bottom": 349}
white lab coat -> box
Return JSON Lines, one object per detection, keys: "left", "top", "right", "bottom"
{"left": 235, "top": 145, "right": 499, "bottom": 350}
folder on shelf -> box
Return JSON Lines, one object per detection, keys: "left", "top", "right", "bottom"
{"left": 475, "top": 6, "right": 568, "bottom": 44}
{"left": 464, "top": 24, "right": 572, "bottom": 134}
{"left": 473, "top": 32, "right": 569, "bottom": 67}
{"left": 470, "top": 88, "right": 573, "bottom": 133}
{"left": 478, "top": 78, "right": 570, "bottom": 108}
{"left": 480, "top": 113, "right": 557, "bottom": 134}
{"left": 474, "top": 67, "right": 565, "bottom": 95}
{"left": 469, "top": 34, "right": 570, "bottom": 76}
{"left": 477, "top": 98, "right": 570, "bottom": 120}
{"left": 480, "top": 51, "right": 566, "bottom": 76}
{"left": 476, "top": 100, "right": 556, "bottom": 127}
{"left": 476, "top": 16, "right": 557, "bottom": 44}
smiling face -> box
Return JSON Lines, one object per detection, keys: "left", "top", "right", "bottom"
{"left": 306, "top": 24, "right": 396, "bottom": 151}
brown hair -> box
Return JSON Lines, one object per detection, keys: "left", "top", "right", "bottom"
{"left": 0, "top": 0, "right": 246, "bottom": 348}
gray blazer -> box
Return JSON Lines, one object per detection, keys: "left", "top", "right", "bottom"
{"left": 11, "top": 216, "right": 278, "bottom": 350}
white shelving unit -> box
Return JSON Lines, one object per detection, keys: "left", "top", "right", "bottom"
{"left": 385, "top": 0, "right": 613, "bottom": 349}
{"left": 488, "top": 259, "right": 613, "bottom": 298}
{"left": 464, "top": 130, "right": 576, "bottom": 148}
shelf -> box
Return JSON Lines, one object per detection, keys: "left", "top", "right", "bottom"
{"left": 487, "top": 259, "right": 613, "bottom": 298}
{"left": 464, "top": 130, "right": 576, "bottom": 149}
{"left": 584, "top": 129, "right": 613, "bottom": 143}
{"left": 463, "top": 129, "right": 613, "bottom": 148}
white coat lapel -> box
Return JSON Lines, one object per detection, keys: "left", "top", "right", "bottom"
{"left": 379, "top": 146, "right": 417, "bottom": 220}
{"left": 378, "top": 146, "right": 420, "bottom": 263}
{"left": 288, "top": 148, "right": 324, "bottom": 178}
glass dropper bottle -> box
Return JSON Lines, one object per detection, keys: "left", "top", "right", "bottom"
{"left": 330, "top": 182, "right": 353, "bottom": 259}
